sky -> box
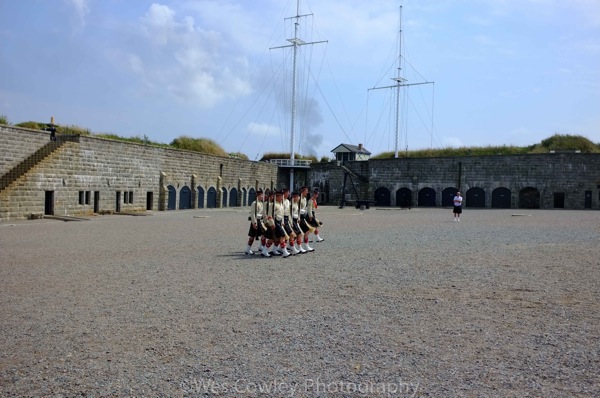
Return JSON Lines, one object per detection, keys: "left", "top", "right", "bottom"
{"left": 1, "top": 0, "right": 599, "bottom": 160}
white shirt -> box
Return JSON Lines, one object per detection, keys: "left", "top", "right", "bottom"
{"left": 453, "top": 195, "right": 463, "bottom": 207}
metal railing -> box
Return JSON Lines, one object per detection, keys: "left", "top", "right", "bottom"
{"left": 269, "top": 159, "right": 312, "bottom": 167}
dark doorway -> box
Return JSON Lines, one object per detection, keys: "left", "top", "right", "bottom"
{"left": 115, "top": 191, "right": 121, "bottom": 213}
{"left": 179, "top": 186, "right": 192, "bottom": 210}
{"left": 94, "top": 191, "right": 100, "bottom": 213}
{"left": 584, "top": 190, "right": 592, "bottom": 209}
{"left": 374, "top": 187, "right": 391, "bottom": 206}
{"left": 167, "top": 185, "right": 176, "bottom": 210}
{"left": 229, "top": 188, "right": 238, "bottom": 207}
{"left": 197, "top": 187, "right": 205, "bottom": 208}
{"left": 146, "top": 192, "right": 153, "bottom": 210}
{"left": 442, "top": 187, "right": 457, "bottom": 207}
{"left": 466, "top": 187, "right": 485, "bottom": 208}
{"left": 242, "top": 188, "right": 247, "bottom": 206}
{"left": 418, "top": 187, "right": 436, "bottom": 207}
{"left": 492, "top": 187, "right": 511, "bottom": 208}
{"left": 248, "top": 188, "right": 256, "bottom": 206}
{"left": 207, "top": 187, "right": 217, "bottom": 208}
{"left": 396, "top": 188, "right": 412, "bottom": 208}
{"left": 554, "top": 192, "right": 565, "bottom": 208}
{"left": 44, "top": 191, "right": 54, "bottom": 215}
{"left": 519, "top": 187, "right": 540, "bottom": 209}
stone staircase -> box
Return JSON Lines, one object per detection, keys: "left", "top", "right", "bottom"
{"left": 0, "top": 135, "right": 80, "bottom": 193}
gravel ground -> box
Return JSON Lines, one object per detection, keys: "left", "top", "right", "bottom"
{"left": 1, "top": 207, "right": 599, "bottom": 397}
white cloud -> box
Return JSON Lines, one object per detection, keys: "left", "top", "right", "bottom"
{"left": 65, "top": 0, "right": 90, "bottom": 27}
{"left": 128, "top": 3, "right": 252, "bottom": 108}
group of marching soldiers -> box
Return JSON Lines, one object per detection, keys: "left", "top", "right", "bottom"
{"left": 245, "top": 187, "right": 324, "bottom": 258}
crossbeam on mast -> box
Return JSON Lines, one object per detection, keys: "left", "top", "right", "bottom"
{"left": 269, "top": 1, "right": 327, "bottom": 190}
{"left": 368, "top": 5, "right": 434, "bottom": 159}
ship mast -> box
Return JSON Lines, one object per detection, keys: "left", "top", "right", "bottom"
{"left": 270, "top": 0, "right": 327, "bottom": 189}
{"left": 369, "top": 4, "right": 432, "bottom": 158}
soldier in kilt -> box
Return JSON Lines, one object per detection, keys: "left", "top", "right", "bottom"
{"left": 270, "top": 190, "right": 291, "bottom": 257}
{"left": 282, "top": 188, "right": 299, "bottom": 255}
{"left": 262, "top": 189, "right": 279, "bottom": 256}
{"left": 291, "top": 191, "right": 307, "bottom": 253}
{"left": 245, "top": 188, "right": 265, "bottom": 255}
{"left": 299, "top": 186, "right": 314, "bottom": 252}
{"left": 307, "top": 189, "right": 324, "bottom": 242}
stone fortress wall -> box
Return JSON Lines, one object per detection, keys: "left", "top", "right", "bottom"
{"left": 310, "top": 153, "right": 600, "bottom": 210}
{"left": 0, "top": 126, "right": 278, "bottom": 220}
{"left": 2, "top": 124, "right": 599, "bottom": 220}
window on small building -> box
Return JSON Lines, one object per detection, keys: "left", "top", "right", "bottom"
{"left": 85, "top": 191, "right": 91, "bottom": 205}
{"left": 79, "top": 191, "right": 85, "bottom": 205}
{"left": 129, "top": 191, "right": 134, "bottom": 204}
{"left": 124, "top": 191, "right": 129, "bottom": 204}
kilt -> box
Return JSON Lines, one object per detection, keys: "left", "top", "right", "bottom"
{"left": 291, "top": 217, "right": 303, "bottom": 236}
{"left": 307, "top": 215, "right": 320, "bottom": 228}
{"left": 283, "top": 216, "right": 294, "bottom": 236}
{"left": 274, "top": 220, "right": 287, "bottom": 239}
{"left": 248, "top": 220, "right": 266, "bottom": 239}
{"left": 299, "top": 215, "right": 311, "bottom": 233}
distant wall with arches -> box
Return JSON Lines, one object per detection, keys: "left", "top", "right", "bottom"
{"left": 309, "top": 153, "right": 600, "bottom": 210}
{"left": 0, "top": 125, "right": 278, "bottom": 220}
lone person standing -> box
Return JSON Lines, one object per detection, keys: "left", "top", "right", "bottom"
{"left": 453, "top": 191, "right": 463, "bottom": 222}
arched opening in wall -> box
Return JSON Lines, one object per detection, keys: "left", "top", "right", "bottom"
{"left": 179, "top": 186, "right": 192, "bottom": 210}
{"left": 442, "top": 187, "right": 457, "bottom": 207}
{"left": 248, "top": 188, "right": 256, "bottom": 205}
{"left": 374, "top": 187, "right": 391, "bottom": 206}
{"left": 167, "top": 185, "right": 177, "bottom": 210}
{"left": 492, "top": 187, "right": 511, "bottom": 208}
{"left": 207, "top": 187, "right": 217, "bottom": 208}
{"left": 519, "top": 187, "right": 540, "bottom": 209}
{"left": 418, "top": 187, "right": 436, "bottom": 207}
{"left": 242, "top": 188, "right": 247, "bottom": 206}
{"left": 229, "top": 188, "right": 238, "bottom": 207}
{"left": 197, "top": 186, "right": 205, "bottom": 208}
{"left": 222, "top": 187, "right": 228, "bottom": 207}
{"left": 466, "top": 187, "right": 485, "bottom": 208}
{"left": 396, "top": 188, "right": 412, "bottom": 208}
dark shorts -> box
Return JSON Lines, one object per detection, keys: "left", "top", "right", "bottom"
{"left": 453, "top": 206, "right": 462, "bottom": 214}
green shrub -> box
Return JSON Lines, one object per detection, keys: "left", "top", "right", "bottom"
{"left": 529, "top": 134, "right": 600, "bottom": 153}
{"left": 170, "top": 136, "right": 229, "bottom": 157}
{"left": 15, "top": 121, "right": 44, "bottom": 130}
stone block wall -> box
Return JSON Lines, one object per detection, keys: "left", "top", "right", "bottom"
{"left": 311, "top": 154, "right": 600, "bottom": 210}
{"left": 0, "top": 126, "right": 278, "bottom": 220}
{"left": 0, "top": 126, "right": 52, "bottom": 175}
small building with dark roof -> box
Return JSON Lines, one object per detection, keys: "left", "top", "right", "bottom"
{"left": 331, "top": 143, "right": 371, "bottom": 162}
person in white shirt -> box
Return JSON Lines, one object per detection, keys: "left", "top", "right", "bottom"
{"left": 453, "top": 191, "right": 463, "bottom": 222}
{"left": 245, "top": 189, "right": 265, "bottom": 255}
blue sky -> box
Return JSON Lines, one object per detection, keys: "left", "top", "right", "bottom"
{"left": 1, "top": 0, "right": 598, "bottom": 160}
